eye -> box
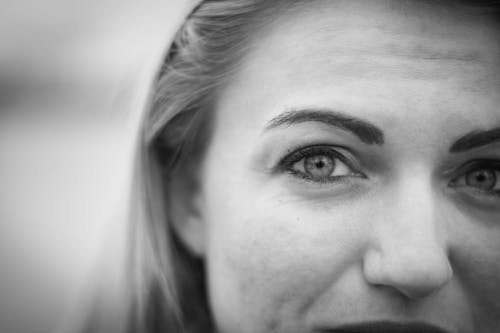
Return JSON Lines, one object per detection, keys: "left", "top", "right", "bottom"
{"left": 277, "top": 145, "right": 364, "bottom": 183}
{"left": 450, "top": 160, "right": 500, "bottom": 197}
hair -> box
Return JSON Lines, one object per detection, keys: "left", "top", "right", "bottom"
{"left": 128, "top": 1, "right": 500, "bottom": 332}
{"left": 131, "top": 2, "right": 307, "bottom": 332}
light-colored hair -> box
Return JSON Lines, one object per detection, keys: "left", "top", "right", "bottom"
{"left": 131, "top": 1, "right": 307, "bottom": 332}
{"left": 129, "top": 0, "right": 500, "bottom": 332}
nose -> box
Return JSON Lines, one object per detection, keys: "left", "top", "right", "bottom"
{"left": 363, "top": 178, "right": 453, "bottom": 299}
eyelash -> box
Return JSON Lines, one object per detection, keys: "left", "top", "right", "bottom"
{"left": 277, "top": 147, "right": 500, "bottom": 199}
{"left": 276, "top": 145, "right": 365, "bottom": 183}
{"left": 449, "top": 159, "right": 500, "bottom": 198}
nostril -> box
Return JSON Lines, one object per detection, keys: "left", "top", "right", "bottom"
{"left": 363, "top": 248, "right": 453, "bottom": 299}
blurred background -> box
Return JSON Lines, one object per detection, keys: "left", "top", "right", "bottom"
{"left": 0, "top": 1, "right": 196, "bottom": 332}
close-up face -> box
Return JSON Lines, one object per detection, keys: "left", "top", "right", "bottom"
{"left": 175, "top": 1, "right": 500, "bottom": 332}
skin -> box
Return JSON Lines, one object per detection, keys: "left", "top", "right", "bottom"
{"left": 174, "top": 1, "right": 500, "bottom": 332}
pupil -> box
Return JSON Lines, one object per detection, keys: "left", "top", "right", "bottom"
{"left": 304, "top": 155, "right": 335, "bottom": 178}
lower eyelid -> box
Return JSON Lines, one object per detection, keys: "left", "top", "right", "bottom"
{"left": 286, "top": 165, "right": 366, "bottom": 183}
{"left": 453, "top": 189, "right": 500, "bottom": 211}
{"left": 287, "top": 172, "right": 362, "bottom": 185}
{"left": 450, "top": 182, "right": 500, "bottom": 199}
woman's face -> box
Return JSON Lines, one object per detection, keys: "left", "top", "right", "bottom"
{"left": 179, "top": 1, "right": 500, "bottom": 332}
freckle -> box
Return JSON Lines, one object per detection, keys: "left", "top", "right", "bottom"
{"left": 264, "top": 315, "right": 279, "bottom": 332}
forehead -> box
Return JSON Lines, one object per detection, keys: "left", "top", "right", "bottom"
{"left": 260, "top": 1, "right": 498, "bottom": 58}
{"left": 213, "top": 0, "right": 500, "bottom": 134}
{"left": 245, "top": 0, "right": 500, "bottom": 80}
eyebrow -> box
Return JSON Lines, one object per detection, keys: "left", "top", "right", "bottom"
{"left": 265, "top": 109, "right": 384, "bottom": 145}
{"left": 450, "top": 127, "right": 500, "bottom": 153}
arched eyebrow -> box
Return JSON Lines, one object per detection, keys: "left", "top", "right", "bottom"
{"left": 264, "top": 109, "right": 384, "bottom": 145}
{"left": 450, "top": 127, "right": 500, "bottom": 153}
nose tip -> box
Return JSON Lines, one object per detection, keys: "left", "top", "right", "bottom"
{"left": 363, "top": 245, "right": 453, "bottom": 299}
{"left": 361, "top": 170, "right": 454, "bottom": 299}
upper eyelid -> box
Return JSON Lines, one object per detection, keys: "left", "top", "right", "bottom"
{"left": 447, "top": 159, "right": 500, "bottom": 179}
{"left": 283, "top": 144, "right": 355, "bottom": 159}
{"left": 276, "top": 145, "right": 354, "bottom": 169}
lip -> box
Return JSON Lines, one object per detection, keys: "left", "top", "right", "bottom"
{"left": 318, "top": 321, "right": 453, "bottom": 333}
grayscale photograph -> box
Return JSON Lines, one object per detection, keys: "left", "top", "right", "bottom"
{"left": 0, "top": 1, "right": 499, "bottom": 332}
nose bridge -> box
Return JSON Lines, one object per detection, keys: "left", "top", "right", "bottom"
{"left": 363, "top": 170, "right": 452, "bottom": 299}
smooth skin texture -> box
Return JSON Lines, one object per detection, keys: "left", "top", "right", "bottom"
{"left": 172, "top": 1, "right": 500, "bottom": 332}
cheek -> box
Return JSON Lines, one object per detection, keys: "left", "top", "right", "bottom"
{"left": 204, "top": 193, "right": 368, "bottom": 332}
{"left": 451, "top": 223, "right": 500, "bottom": 328}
